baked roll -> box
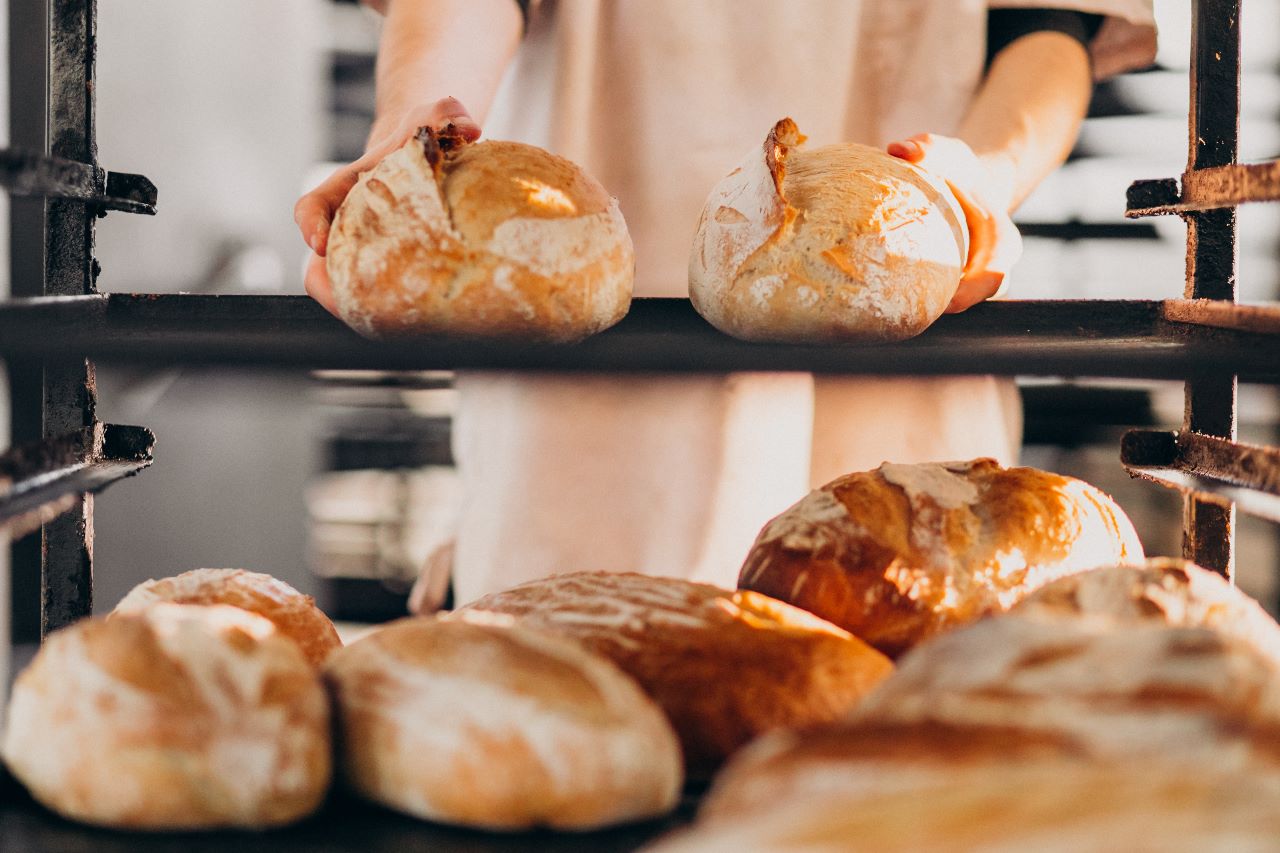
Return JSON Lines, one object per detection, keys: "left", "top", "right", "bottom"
{"left": 323, "top": 614, "right": 681, "bottom": 830}
{"left": 327, "top": 125, "right": 634, "bottom": 342}
{"left": 857, "top": 561, "right": 1280, "bottom": 762}
{"left": 689, "top": 117, "right": 967, "bottom": 342}
{"left": 113, "top": 567, "right": 342, "bottom": 666}
{"left": 458, "top": 571, "right": 893, "bottom": 778}
{"left": 1, "top": 604, "right": 331, "bottom": 830}
{"left": 737, "top": 458, "right": 1144, "bottom": 657}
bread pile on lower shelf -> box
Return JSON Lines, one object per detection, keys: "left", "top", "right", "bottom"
{"left": 656, "top": 559, "right": 1280, "bottom": 850}
{"left": 3, "top": 460, "right": 1278, "bottom": 847}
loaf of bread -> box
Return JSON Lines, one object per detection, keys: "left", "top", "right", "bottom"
{"left": 323, "top": 613, "right": 682, "bottom": 830}
{"left": 857, "top": 561, "right": 1280, "bottom": 761}
{"left": 113, "top": 568, "right": 342, "bottom": 666}
{"left": 1, "top": 604, "right": 331, "bottom": 830}
{"left": 327, "top": 125, "right": 634, "bottom": 342}
{"left": 702, "top": 560, "right": 1280, "bottom": 823}
{"left": 652, "top": 761, "right": 1280, "bottom": 853}
{"left": 689, "top": 117, "right": 967, "bottom": 343}
{"left": 737, "top": 458, "right": 1144, "bottom": 657}
{"left": 458, "top": 571, "right": 894, "bottom": 778}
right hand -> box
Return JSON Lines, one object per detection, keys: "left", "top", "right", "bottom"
{"left": 294, "top": 96, "right": 481, "bottom": 316}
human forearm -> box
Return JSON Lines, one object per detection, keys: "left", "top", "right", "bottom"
{"left": 372, "top": 0, "right": 523, "bottom": 143}
{"left": 957, "top": 30, "right": 1093, "bottom": 212}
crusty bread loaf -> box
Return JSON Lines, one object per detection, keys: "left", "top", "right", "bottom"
{"left": 458, "top": 571, "right": 894, "bottom": 778}
{"left": 323, "top": 613, "right": 682, "bottom": 830}
{"left": 1, "top": 604, "right": 331, "bottom": 830}
{"left": 856, "top": 562, "right": 1280, "bottom": 762}
{"left": 689, "top": 117, "right": 967, "bottom": 343}
{"left": 702, "top": 560, "right": 1280, "bottom": 824}
{"left": 738, "top": 458, "right": 1144, "bottom": 657}
{"left": 327, "top": 125, "right": 634, "bottom": 342}
{"left": 651, "top": 761, "right": 1280, "bottom": 853}
{"left": 113, "top": 568, "right": 342, "bottom": 666}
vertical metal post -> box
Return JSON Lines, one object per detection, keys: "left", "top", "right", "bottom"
{"left": 40, "top": 0, "right": 98, "bottom": 634}
{"left": 1182, "top": 0, "right": 1240, "bottom": 577}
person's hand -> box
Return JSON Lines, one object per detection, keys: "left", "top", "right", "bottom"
{"left": 294, "top": 96, "right": 481, "bottom": 316}
{"left": 887, "top": 133, "right": 1022, "bottom": 313}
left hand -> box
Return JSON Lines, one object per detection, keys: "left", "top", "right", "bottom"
{"left": 887, "top": 133, "right": 1022, "bottom": 313}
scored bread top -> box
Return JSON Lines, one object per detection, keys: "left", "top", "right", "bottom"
{"left": 738, "top": 458, "right": 1144, "bottom": 657}
{"left": 689, "top": 117, "right": 966, "bottom": 343}
{"left": 327, "top": 127, "right": 633, "bottom": 341}
{"left": 113, "top": 567, "right": 342, "bottom": 666}
{"left": 458, "top": 571, "right": 893, "bottom": 778}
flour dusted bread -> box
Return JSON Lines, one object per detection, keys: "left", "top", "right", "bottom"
{"left": 858, "top": 561, "right": 1280, "bottom": 763}
{"left": 327, "top": 125, "right": 634, "bottom": 342}
{"left": 689, "top": 118, "right": 967, "bottom": 342}
{"left": 738, "top": 458, "right": 1144, "bottom": 657}
{"left": 651, "top": 761, "right": 1280, "bottom": 853}
{"left": 323, "top": 613, "right": 681, "bottom": 830}
{"left": 1, "top": 604, "right": 331, "bottom": 830}
{"left": 114, "top": 568, "right": 342, "bottom": 666}
{"left": 679, "top": 563, "right": 1280, "bottom": 850}
{"left": 459, "top": 572, "right": 893, "bottom": 777}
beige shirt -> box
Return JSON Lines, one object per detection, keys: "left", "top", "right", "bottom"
{"left": 434, "top": 0, "right": 1157, "bottom": 603}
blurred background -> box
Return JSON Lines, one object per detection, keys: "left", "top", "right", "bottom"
{"left": 4, "top": 0, "right": 1280, "bottom": 643}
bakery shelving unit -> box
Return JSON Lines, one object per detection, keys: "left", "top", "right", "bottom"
{"left": 1, "top": 0, "right": 1279, "bottom": 848}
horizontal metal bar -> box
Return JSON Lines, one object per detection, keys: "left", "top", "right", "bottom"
{"left": 1162, "top": 299, "right": 1280, "bottom": 334}
{"left": 1121, "top": 429, "right": 1280, "bottom": 524}
{"left": 0, "top": 423, "right": 155, "bottom": 539}
{"left": 0, "top": 294, "right": 1277, "bottom": 380}
{"left": 0, "top": 147, "right": 156, "bottom": 214}
{"left": 1126, "top": 161, "right": 1280, "bottom": 217}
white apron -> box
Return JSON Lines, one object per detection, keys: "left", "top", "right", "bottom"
{"left": 448, "top": 0, "right": 1156, "bottom": 606}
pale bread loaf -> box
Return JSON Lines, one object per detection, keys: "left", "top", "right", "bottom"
{"left": 689, "top": 117, "right": 967, "bottom": 342}
{"left": 327, "top": 126, "right": 634, "bottom": 342}
{"left": 652, "top": 761, "right": 1280, "bottom": 853}
{"left": 322, "top": 613, "right": 682, "bottom": 830}
{"left": 738, "top": 458, "right": 1144, "bottom": 657}
{"left": 113, "top": 567, "right": 342, "bottom": 666}
{"left": 1, "top": 604, "right": 331, "bottom": 830}
{"left": 458, "top": 571, "right": 894, "bottom": 778}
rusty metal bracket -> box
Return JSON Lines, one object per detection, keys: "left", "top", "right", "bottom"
{"left": 0, "top": 424, "right": 155, "bottom": 541}
{"left": 1126, "top": 161, "right": 1280, "bottom": 218}
{"left": 1121, "top": 429, "right": 1280, "bottom": 524}
{"left": 0, "top": 148, "right": 157, "bottom": 215}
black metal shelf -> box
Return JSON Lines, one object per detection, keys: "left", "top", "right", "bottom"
{"left": 3, "top": 294, "right": 1280, "bottom": 381}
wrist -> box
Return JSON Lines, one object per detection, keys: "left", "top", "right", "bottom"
{"left": 974, "top": 150, "right": 1018, "bottom": 214}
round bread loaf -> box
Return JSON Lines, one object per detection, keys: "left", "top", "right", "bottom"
{"left": 651, "top": 761, "right": 1280, "bottom": 853}
{"left": 1, "top": 604, "right": 331, "bottom": 830}
{"left": 689, "top": 117, "right": 967, "bottom": 342}
{"left": 323, "top": 613, "right": 682, "bottom": 830}
{"left": 327, "top": 125, "right": 634, "bottom": 342}
{"left": 113, "top": 568, "right": 342, "bottom": 666}
{"left": 737, "top": 458, "right": 1144, "bottom": 657}
{"left": 856, "top": 562, "right": 1280, "bottom": 763}
{"left": 458, "top": 571, "right": 894, "bottom": 778}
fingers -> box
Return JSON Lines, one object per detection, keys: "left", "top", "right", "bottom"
{"left": 429, "top": 96, "right": 481, "bottom": 141}
{"left": 887, "top": 132, "right": 1021, "bottom": 313}
{"left": 304, "top": 252, "right": 341, "bottom": 318}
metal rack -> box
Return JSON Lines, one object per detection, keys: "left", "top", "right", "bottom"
{"left": 3, "top": 0, "right": 1280, "bottom": 640}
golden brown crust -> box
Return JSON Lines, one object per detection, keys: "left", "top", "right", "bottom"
{"left": 112, "top": 568, "right": 342, "bottom": 666}
{"left": 689, "top": 117, "right": 966, "bottom": 343}
{"left": 737, "top": 459, "right": 1144, "bottom": 657}
{"left": 457, "top": 572, "right": 894, "bottom": 778}
{"left": 323, "top": 615, "right": 682, "bottom": 830}
{"left": 327, "top": 128, "right": 633, "bottom": 343}
{"left": 1, "top": 605, "right": 331, "bottom": 830}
